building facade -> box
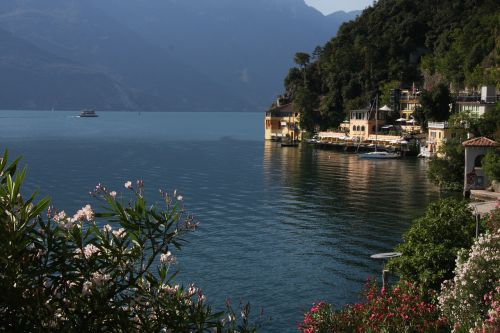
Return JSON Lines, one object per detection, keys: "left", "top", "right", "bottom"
{"left": 456, "top": 85, "right": 498, "bottom": 117}
{"left": 463, "top": 137, "right": 499, "bottom": 193}
{"left": 349, "top": 107, "right": 389, "bottom": 140}
{"left": 427, "top": 122, "right": 465, "bottom": 157}
{"left": 264, "top": 98, "right": 301, "bottom": 141}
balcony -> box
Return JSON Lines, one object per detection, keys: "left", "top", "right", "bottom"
{"left": 428, "top": 122, "right": 449, "bottom": 129}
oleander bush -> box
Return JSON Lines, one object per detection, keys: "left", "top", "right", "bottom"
{"left": 439, "top": 227, "right": 500, "bottom": 332}
{"left": 0, "top": 151, "right": 256, "bottom": 332}
{"left": 387, "top": 198, "right": 478, "bottom": 291}
{"left": 298, "top": 280, "right": 447, "bottom": 333}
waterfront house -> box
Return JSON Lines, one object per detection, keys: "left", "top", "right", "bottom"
{"left": 264, "top": 96, "right": 301, "bottom": 141}
{"left": 426, "top": 121, "right": 466, "bottom": 157}
{"left": 349, "top": 106, "right": 390, "bottom": 141}
{"left": 456, "top": 86, "right": 498, "bottom": 117}
{"left": 463, "top": 136, "right": 499, "bottom": 192}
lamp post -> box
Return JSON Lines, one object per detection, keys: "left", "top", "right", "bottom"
{"left": 370, "top": 252, "right": 402, "bottom": 289}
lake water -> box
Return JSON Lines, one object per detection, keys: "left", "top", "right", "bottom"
{"left": 0, "top": 111, "right": 439, "bottom": 332}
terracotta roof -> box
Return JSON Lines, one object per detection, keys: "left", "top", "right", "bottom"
{"left": 462, "top": 136, "right": 499, "bottom": 147}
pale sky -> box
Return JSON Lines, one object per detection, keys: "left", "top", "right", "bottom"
{"left": 304, "top": 0, "right": 374, "bottom": 14}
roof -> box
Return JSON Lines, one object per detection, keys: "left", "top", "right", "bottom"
{"left": 268, "top": 103, "right": 295, "bottom": 113}
{"left": 462, "top": 136, "right": 499, "bottom": 147}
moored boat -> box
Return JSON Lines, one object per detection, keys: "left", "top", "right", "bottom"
{"left": 358, "top": 151, "right": 400, "bottom": 159}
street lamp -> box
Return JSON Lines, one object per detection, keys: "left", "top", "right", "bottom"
{"left": 370, "top": 252, "right": 402, "bottom": 289}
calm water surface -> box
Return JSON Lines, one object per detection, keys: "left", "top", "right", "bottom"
{"left": 0, "top": 111, "right": 439, "bottom": 332}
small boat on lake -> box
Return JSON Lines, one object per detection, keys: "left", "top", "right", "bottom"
{"left": 281, "top": 141, "right": 299, "bottom": 147}
{"left": 358, "top": 151, "right": 400, "bottom": 159}
{"left": 79, "top": 109, "right": 98, "bottom": 117}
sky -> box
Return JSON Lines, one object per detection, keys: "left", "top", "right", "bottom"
{"left": 304, "top": 0, "right": 374, "bottom": 14}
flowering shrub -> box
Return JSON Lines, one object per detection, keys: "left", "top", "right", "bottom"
{"left": 484, "top": 205, "right": 500, "bottom": 233}
{"left": 299, "top": 280, "right": 447, "bottom": 333}
{"left": 0, "top": 151, "right": 255, "bottom": 332}
{"left": 439, "top": 230, "right": 500, "bottom": 332}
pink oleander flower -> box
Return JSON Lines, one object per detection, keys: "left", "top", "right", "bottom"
{"left": 109, "top": 191, "right": 117, "bottom": 198}
{"left": 82, "top": 281, "right": 92, "bottom": 295}
{"left": 73, "top": 205, "right": 94, "bottom": 222}
{"left": 53, "top": 211, "right": 66, "bottom": 222}
{"left": 91, "top": 272, "right": 111, "bottom": 287}
{"left": 136, "top": 180, "right": 144, "bottom": 188}
{"left": 83, "top": 244, "right": 100, "bottom": 259}
{"left": 102, "top": 224, "right": 112, "bottom": 233}
{"left": 124, "top": 181, "right": 132, "bottom": 189}
{"left": 177, "top": 195, "right": 183, "bottom": 201}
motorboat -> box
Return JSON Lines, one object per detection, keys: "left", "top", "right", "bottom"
{"left": 79, "top": 109, "right": 98, "bottom": 117}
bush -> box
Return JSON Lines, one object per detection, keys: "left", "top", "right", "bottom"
{"left": 427, "top": 140, "right": 466, "bottom": 191}
{"left": 0, "top": 151, "right": 255, "bottom": 332}
{"left": 482, "top": 150, "right": 500, "bottom": 182}
{"left": 298, "top": 280, "right": 447, "bottom": 333}
{"left": 439, "top": 230, "right": 500, "bottom": 332}
{"left": 387, "top": 198, "right": 477, "bottom": 290}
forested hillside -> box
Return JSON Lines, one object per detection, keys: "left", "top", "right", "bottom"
{"left": 284, "top": 0, "right": 499, "bottom": 130}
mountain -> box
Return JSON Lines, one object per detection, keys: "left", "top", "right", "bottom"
{"left": 0, "top": 0, "right": 359, "bottom": 111}
{"left": 0, "top": 27, "right": 142, "bottom": 110}
{"left": 89, "top": 0, "right": 360, "bottom": 108}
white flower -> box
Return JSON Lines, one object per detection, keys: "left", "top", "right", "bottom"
{"left": 160, "top": 251, "right": 176, "bottom": 265}
{"left": 112, "top": 228, "right": 126, "bottom": 238}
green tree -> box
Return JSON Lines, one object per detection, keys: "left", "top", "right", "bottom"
{"left": 476, "top": 103, "right": 500, "bottom": 141}
{"left": 318, "top": 90, "right": 345, "bottom": 130}
{"left": 387, "top": 198, "right": 477, "bottom": 291}
{"left": 294, "top": 86, "right": 319, "bottom": 133}
{"left": 483, "top": 150, "right": 500, "bottom": 182}
{"left": 294, "top": 52, "right": 311, "bottom": 85}
{"left": 418, "top": 83, "right": 452, "bottom": 122}
{"left": 427, "top": 139, "right": 465, "bottom": 191}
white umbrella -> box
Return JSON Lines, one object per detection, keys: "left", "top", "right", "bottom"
{"left": 406, "top": 119, "right": 416, "bottom": 124}
{"left": 379, "top": 105, "right": 392, "bottom": 111}
{"left": 399, "top": 140, "right": 409, "bottom": 144}
{"left": 396, "top": 118, "right": 406, "bottom": 122}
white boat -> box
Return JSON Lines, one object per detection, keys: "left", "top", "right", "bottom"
{"left": 359, "top": 151, "right": 400, "bottom": 159}
{"left": 358, "top": 96, "right": 400, "bottom": 159}
{"left": 79, "top": 110, "right": 98, "bottom": 117}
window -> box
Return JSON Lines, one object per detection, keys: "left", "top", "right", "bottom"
{"left": 361, "top": 126, "right": 365, "bottom": 131}
{"left": 352, "top": 126, "right": 356, "bottom": 131}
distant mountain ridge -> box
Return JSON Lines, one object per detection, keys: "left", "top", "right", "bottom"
{"left": 0, "top": 0, "right": 359, "bottom": 111}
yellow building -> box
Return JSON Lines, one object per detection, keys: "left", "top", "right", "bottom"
{"left": 427, "top": 122, "right": 465, "bottom": 156}
{"left": 264, "top": 99, "right": 301, "bottom": 141}
{"left": 399, "top": 89, "right": 420, "bottom": 120}
{"left": 349, "top": 107, "right": 389, "bottom": 140}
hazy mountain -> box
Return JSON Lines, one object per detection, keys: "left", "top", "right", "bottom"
{"left": 0, "top": 0, "right": 359, "bottom": 111}
{"left": 0, "top": 27, "right": 145, "bottom": 110}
